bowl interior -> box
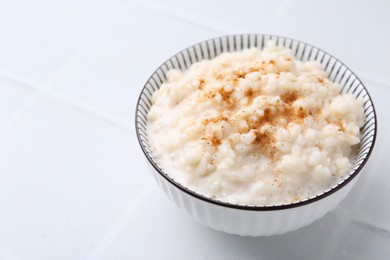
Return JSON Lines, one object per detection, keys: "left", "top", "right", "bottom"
{"left": 135, "top": 34, "right": 377, "bottom": 210}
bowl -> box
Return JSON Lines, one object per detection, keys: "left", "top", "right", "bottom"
{"left": 135, "top": 34, "right": 377, "bottom": 236}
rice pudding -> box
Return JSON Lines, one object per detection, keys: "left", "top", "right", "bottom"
{"left": 147, "top": 42, "right": 365, "bottom": 206}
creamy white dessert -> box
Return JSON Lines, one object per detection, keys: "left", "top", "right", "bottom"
{"left": 148, "top": 42, "right": 365, "bottom": 206}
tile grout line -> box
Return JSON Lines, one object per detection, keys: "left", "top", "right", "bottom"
{"left": 0, "top": 68, "right": 41, "bottom": 91}
{"left": 332, "top": 208, "right": 390, "bottom": 236}
{"left": 0, "top": 92, "right": 43, "bottom": 137}
{"left": 134, "top": 0, "right": 227, "bottom": 34}
{"left": 350, "top": 220, "right": 390, "bottom": 238}
{"left": 43, "top": 1, "right": 134, "bottom": 88}
{"left": 88, "top": 179, "right": 155, "bottom": 260}
{"left": 42, "top": 87, "right": 133, "bottom": 130}
{"left": 0, "top": 72, "right": 133, "bottom": 131}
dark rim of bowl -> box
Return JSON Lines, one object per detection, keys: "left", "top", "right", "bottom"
{"left": 135, "top": 34, "right": 377, "bottom": 211}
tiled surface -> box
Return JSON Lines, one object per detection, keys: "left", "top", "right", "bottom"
{"left": 267, "top": 0, "right": 390, "bottom": 84}
{"left": 97, "top": 188, "right": 390, "bottom": 260}
{"left": 0, "top": 0, "right": 389, "bottom": 259}
{"left": 0, "top": 77, "right": 35, "bottom": 130}
{"left": 49, "top": 3, "right": 221, "bottom": 125}
{"left": 0, "top": 96, "right": 149, "bottom": 259}
{"left": 136, "top": 0, "right": 289, "bottom": 33}
{"left": 0, "top": 0, "right": 128, "bottom": 86}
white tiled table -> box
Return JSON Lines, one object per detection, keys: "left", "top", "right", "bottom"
{"left": 0, "top": 1, "right": 389, "bottom": 259}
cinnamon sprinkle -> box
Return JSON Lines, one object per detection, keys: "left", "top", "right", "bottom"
{"left": 202, "top": 116, "right": 229, "bottom": 125}
{"left": 252, "top": 130, "right": 277, "bottom": 158}
{"left": 218, "top": 86, "right": 235, "bottom": 106}
{"left": 244, "top": 87, "right": 256, "bottom": 105}
{"left": 317, "top": 77, "right": 324, "bottom": 83}
{"left": 198, "top": 78, "right": 206, "bottom": 90}
{"left": 202, "top": 136, "right": 221, "bottom": 146}
{"left": 280, "top": 90, "right": 299, "bottom": 104}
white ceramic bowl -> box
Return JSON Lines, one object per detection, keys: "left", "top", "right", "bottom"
{"left": 135, "top": 34, "right": 377, "bottom": 236}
